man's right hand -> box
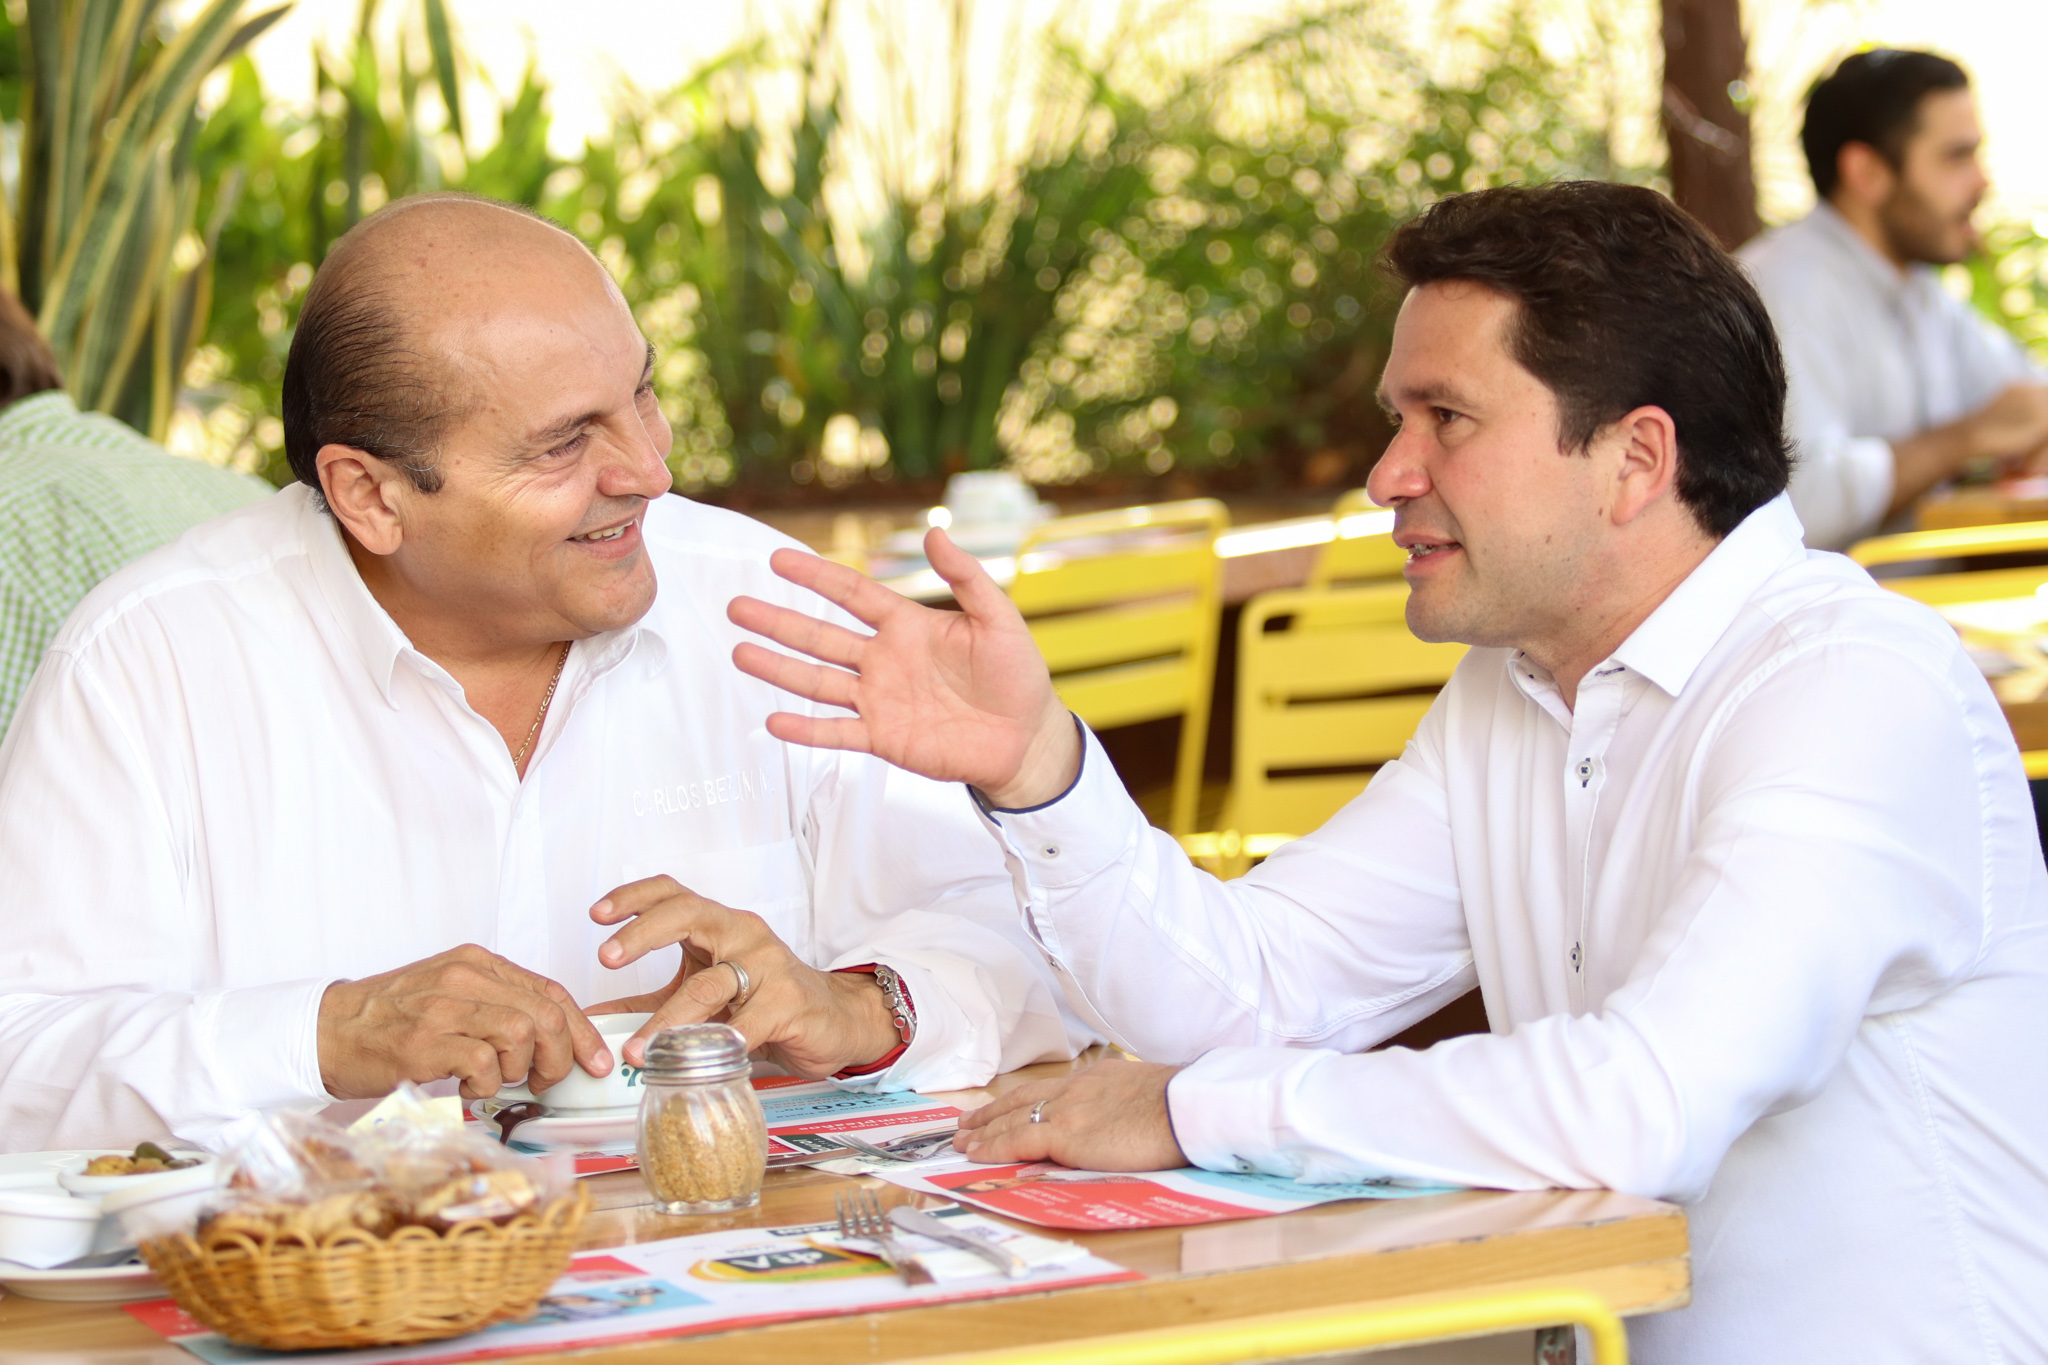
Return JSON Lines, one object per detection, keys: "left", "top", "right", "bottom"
{"left": 317, "top": 944, "right": 612, "bottom": 1101}
{"left": 1889, "top": 381, "right": 2048, "bottom": 516}
{"left": 726, "top": 527, "right": 1082, "bottom": 810}
{"left": 1970, "top": 382, "right": 2048, "bottom": 466}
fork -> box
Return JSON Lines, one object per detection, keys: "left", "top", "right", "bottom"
{"left": 831, "top": 1128, "right": 961, "bottom": 1164}
{"left": 835, "top": 1188, "right": 927, "bottom": 1284}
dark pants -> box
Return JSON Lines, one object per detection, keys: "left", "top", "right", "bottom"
{"left": 2031, "top": 779, "right": 2048, "bottom": 859}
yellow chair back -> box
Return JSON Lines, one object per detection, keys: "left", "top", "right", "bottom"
{"left": 1010, "top": 499, "right": 1228, "bottom": 836}
{"left": 1226, "top": 582, "right": 1466, "bottom": 835}
{"left": 1847, "top": 520, "right": 2048, "bottom": 605}
{"left": 1306, "top": 488, "right": 1404, "bottom": 588}
{"left": 913, "top": 1287, "right": 1629, "bottom": 1365}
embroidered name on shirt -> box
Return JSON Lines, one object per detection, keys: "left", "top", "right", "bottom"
{"left": 634, "top": 768, "right": 775, "bottom": 816}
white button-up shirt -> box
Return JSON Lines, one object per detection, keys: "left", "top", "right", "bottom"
{"left": 1739, "top": 204, "right": 2042, "bottom": 549}
{"left": 985, "top": 495, "right": 2048, "bottom": 1364}
{"left": 0, "top": 486, "right": 1087, "bottom": 1152}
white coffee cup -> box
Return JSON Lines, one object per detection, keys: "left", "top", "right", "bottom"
{"left": 943, "top": 471, "right": 1040, "bottom": 525}
{"left": 495, "top": 1012, "right": 653, "bottom": 1112}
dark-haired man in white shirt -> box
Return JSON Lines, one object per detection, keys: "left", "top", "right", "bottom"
{"left": 733, "top": 182, "right": 2048, "bottom": 1362}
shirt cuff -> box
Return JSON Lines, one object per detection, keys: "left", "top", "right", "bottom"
{"left": 186, "top": 978, "right": 337, "bottom": 1146}
{"left": 978, "top": 723, "right": 1138, "bottom": 890}
{"left": 1167, "top": 1046, "right": 1329, "bottom": 1178}
{"left": 970, "top": 713, "right": 1089, "bottom": 816}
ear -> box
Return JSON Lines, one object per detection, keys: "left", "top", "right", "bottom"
{"left": 1834, "top": 141, "right": 1896, "bottom": 210}
{"left": 1603, "top": 405, "right": 1681, "bottom": 527}
{"left": 316, "top": 444, "right": 411, "bottom": 555}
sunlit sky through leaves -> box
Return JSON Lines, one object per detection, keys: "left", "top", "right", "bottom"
{"left": 215, "top": 0, "right": 2048, "bottom": 221}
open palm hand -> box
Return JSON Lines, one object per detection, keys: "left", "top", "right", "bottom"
{"left": 728, "top": 528, "right": 1080, "bottom": 806}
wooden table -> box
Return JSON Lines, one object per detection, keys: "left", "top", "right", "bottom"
{"left": 0, "top": 1058, "right": 1689, "bottom": 1364}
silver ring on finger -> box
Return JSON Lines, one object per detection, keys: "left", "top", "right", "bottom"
{"left": 717, "top": 959, "right": 753, "bottom": 1006}
{"left": 1029, "top": 1100, "right": 1048, "bottom": 1124}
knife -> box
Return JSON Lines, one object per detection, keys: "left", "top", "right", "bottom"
{"left": 888, "top": 1204, "right": 1030, "bottom": 1278}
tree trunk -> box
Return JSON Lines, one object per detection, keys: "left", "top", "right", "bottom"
{"left": 1661, "top": 0, "right": 1762, "bottom": 250}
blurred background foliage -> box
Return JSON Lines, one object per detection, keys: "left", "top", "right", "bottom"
{"left": 4, "top": 0, "right": 2044, "bottom": 503}
{"left": 157, "top": 0, "right": 1647, "bottom": 499}
{"left": 0, "top": 0, "right": 282, "bottom": 442}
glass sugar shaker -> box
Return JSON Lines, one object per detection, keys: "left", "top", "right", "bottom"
{"left": 636, "top": 1023, "right": 769, "bottom": 1215}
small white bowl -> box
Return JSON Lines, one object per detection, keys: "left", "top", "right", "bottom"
{"left": 98, "top": 1164, "right": 219, "bottom": 1243}
{"left": 0, "top": 1189, "right": 100, "bottom": 1269}
{"left": 56, "top": 1153, "right": 209, "bottom": 1203}
{"left": 497, "top": 1012, "right": 654, "bottom": 1112}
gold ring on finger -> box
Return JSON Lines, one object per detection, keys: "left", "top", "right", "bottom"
{"left": 717, "top": 959, "right": 753, "bottom": 1006}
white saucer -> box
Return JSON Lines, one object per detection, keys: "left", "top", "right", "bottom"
{"left": 0, "top": 1258, "right": 162, "bottom": 1302}
{"left": 470, "top": 1100, "right": 637, "bottom": 1150}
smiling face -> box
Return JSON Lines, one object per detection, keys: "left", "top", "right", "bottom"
{"left": 321, "top": 207, "right": 675, "bottom": 654}
{"left": 1875, "top": 88, "right": 1988, "bottom": 266}
{"left": 1365, "top": 281, "right": 1610, "bottom": 654}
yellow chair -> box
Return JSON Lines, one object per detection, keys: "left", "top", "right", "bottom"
{"left": 1851, "top": 521, "right": 2048, "bottom": 778}
{"left": 916, "top": 1287, "right": 1628, "bottom": 1365}
{"left": 1306, "top": 488, "right": 1405, "bottom": 588}
{"left": 1178, "top": 830, "right": 1296, "bottom": 880}
{"left": 1009, "top": 499, "right": 1228, "bottom": 837}
{"left": 1847, "top": 520, "right": 2048, "bottom": 606}
{"left": 1224, "top": 582, "right": 1467, "bottom": 836}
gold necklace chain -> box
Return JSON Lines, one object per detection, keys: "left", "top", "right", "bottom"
{"left": 513, "top": 642, "right": 571, "bottom": 769}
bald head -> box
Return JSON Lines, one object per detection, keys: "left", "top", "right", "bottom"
{"left": 282, "top": 193, "right": 615, "bottom": 498}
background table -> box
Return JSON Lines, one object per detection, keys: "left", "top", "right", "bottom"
{"left": 0, "top": 1058, "right": 1690, "bottom": 1365}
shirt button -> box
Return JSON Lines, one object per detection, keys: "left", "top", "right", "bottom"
{"left": 1574, "top": 758, "right": 1596, "bottom": 787}
{"left": 1041, "top": 844, "right": 1060, "bottom": 859}
{"left": 1234, "top": 1159, "right": 1255, "bottom": 1173}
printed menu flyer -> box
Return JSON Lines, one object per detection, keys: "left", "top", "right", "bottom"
{"left": 877, "top": 1159, "right": 1463, "bottom": 1230}
{"left": 129, "top": 1207, "right": 1135, "bottom": 1365}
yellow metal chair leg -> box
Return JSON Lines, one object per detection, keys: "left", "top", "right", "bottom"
{"left": 915, "top": 1288, "right": 1628, "bottom": 1365}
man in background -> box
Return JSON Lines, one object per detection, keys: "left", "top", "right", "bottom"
{"left": 0, "top": 289, "right": 269, "bottom": 739}
{"left": 1740, "top": 49, "right": 2048, "bottom": 549}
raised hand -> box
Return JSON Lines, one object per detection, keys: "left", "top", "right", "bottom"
{"left": 728, "top": 527, "right": 1081, "bottom": 809}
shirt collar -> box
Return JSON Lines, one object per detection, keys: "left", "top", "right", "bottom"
{"left": 0, "top": 389, "right": 80, "bottom": 439}
{"left": 1808, "top": 202, "right": 1944, "bottom": 307}
{"left": 294, "top": 484, "right": 669, "bottom": 707}
{"left": 1606, "top": 493, "right": 1809, "bottom": 697}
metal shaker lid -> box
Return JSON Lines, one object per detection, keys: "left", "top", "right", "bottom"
{"left": 641, "top": 1023, "right": 752, "bottom": 1083}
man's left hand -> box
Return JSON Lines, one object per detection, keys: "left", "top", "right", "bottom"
{"left": 955, "top": 1057, "right": 1188, "bottom": 1170}
{"left": 588, "top": 876, "right": 901, "bottom": 1077}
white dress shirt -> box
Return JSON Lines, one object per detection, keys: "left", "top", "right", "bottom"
{"left": 1739, "top": 204, "right": 2042, "bottom": 549}
{"left": 0, "top": 486, "right": 1088, "bottom": 1152}
{"left": 983, "top": 495, "right": 2048, "bottom": 1364}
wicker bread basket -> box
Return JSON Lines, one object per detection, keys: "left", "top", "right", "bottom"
{"left": 139, "top": 1186, "right": 591, "bottom": 1350}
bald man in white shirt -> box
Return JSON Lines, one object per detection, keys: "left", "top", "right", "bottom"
{"left": 0, "top": 194, "right": 1087, "bottom": 1151}
{"left": 733, "top": 183, "right": 2048, "bottom": 1363}
{"left": 1739, "top": 50, "right": 2048, "bottom": 549}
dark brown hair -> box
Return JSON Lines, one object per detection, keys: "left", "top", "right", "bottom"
{"left": 0, "top": 288, "right": 63, "bottom": 408}
{"left": 1383, "top": 182, "right": 1791, "bottom": 538}
{"left": 1802, "top": 50, "right": 1970, "bottom": 202}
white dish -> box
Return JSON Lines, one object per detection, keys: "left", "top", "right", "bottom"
{"left": 0, "top": 1188, "right": 100, "bottom": 1268}
{"left": 495, "top": 1012, "right": 653, "bottom": 1112}
{"left": 0, "top": 1258, "right": 163, "bottom": 1302}
{"left": 0, "top": 1149, "right": 123, "bottom": 1191}
{"left": 57, "top": 1151, "right": 209, "bottom": 1201}
{"left": 100, "top": 1163, "right": 220, "bottom": 1242}
{"left": 470, "top": 1099, "right": 638, "bottom": 1151}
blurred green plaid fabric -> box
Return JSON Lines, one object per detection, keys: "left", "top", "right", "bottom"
{"left": 0, "top": 391, "right": 270, "bottom": 742}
